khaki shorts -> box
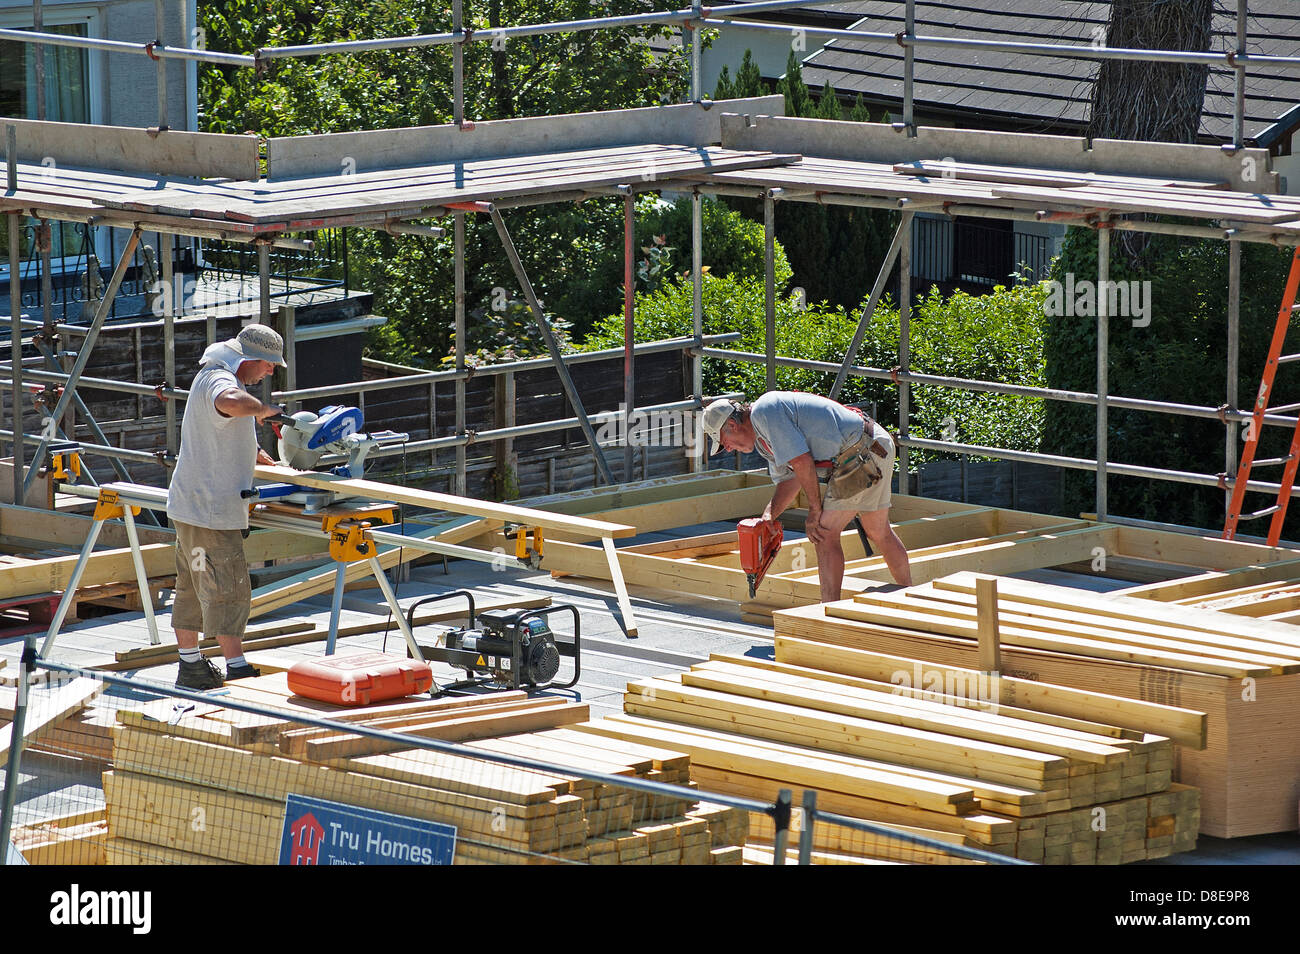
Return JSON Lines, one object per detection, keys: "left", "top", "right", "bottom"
{"left": 172, "top": 521, "right": 251, "bottom": 637}
{"left": 822, "top": 428, "right": 895, "bottom": 514}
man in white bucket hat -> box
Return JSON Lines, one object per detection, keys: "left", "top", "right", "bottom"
{"left": 166, "top": 324, "right": 287, "bottom": 689}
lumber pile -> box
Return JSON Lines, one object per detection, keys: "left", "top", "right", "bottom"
{"left": 9, "top": 808, "right": 108, "bottom": 865}
{"left": 578, "top": 649, "right": 1201, "bottom": 864}
{"left": 101, "top": 673, "right": 745, "bottom": 865}
{"left": 774, "top": 571, "right": 1300, "bottom": 838}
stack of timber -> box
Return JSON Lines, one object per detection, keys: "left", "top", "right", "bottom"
{"left": 774, "top": 571, "right": 1300, "bottom": 838}
{"left": 578, "top": 649, "right": 1202, "bottom": 864}
{"left": 102, "top": 673, "right": 745, "bottom": 865}
{"left": 9, "top": 808, "right": 108, "bottom": 865}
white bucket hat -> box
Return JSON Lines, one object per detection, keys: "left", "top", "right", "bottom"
{"left": 228, "top": 323, "right": 287, "bottom": 368}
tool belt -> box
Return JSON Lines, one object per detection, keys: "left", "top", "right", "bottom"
{"left": 818, "top": 406, "right": 889, "bottom": 501}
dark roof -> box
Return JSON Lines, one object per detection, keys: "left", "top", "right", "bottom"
{"left": 799, "top": 1, "right": 1300, "bottom": 146}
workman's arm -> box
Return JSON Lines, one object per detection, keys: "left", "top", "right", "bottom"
{"left": 762, "top": 453, "right": 824, "bottom": 540}
{"left": 215, "top": 388, "right": 283, "bottom": 422}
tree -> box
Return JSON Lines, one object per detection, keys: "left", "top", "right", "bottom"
{"left": 1040, "top": 0, "right": 1296, "bottom": 531}
{"left": 198, "top": 0, "right": 689, "bottom": 363}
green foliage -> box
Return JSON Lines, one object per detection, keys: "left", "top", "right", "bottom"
{"left": 716, "top": 48, "right": 893, "bottom": 311}
{"left": 199, "top": 0, "right": 687, "bottom": 363}
{"left": 584, "top": 262, "right": 1049, "bottom": 465}
{"left": 778, "top": 50, "right": 813, "bottom": 118}
{"left": 1042, "top": 229, "right": 1293, "bottom": 529}
{"left": 734, "top": 49, "right": 765, "bottom": 97}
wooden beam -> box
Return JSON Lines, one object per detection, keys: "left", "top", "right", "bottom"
{"left": 602, "top": 537, "right": 639, "bottom": 637}
{"left": 0, "top": 676, "right": 104, "bottom": 763}
{"left": 1117, "top": 557, "right": 1300, "bottom": 602}
{"left": 254, "top": 465, "right": 634, "bottom": 538}
{"left": 976, "top": 576, "right": 1001, "bottom": 675}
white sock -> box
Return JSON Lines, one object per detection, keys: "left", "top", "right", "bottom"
{"left": 226, "top": 655, "right": 246, "bottom": 670}
{"left": 179, "top": 648, "right": 202, "bottom": 664}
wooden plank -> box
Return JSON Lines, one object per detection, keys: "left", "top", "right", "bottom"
{"left": 889, "top": 587, "right": 1300, "bottom": 670}
{"left": 624, "top": 678, "right": 1067, "bottom": 786}
{"left": 934, "top": 573, "right": 1300, "bottom": 654}
{"left": 892, "top": 159, "right": 1229, "bottom": 191}
{"left": 704, "top": 654, "right": 1144, "bottom": 742}
{"left": 254, "top": 465, "right": 634, "bottom": 538}
{"left": 831, "top": 598, "right": 1273, "bottom": 678}
{"left": 0, "top": 677, "right": 104, "bottom": 763}
{"left": 301, "top": 701, "right": 590, "bottom": 759}
{"left": 576, "top": 717, "right": 978, "bottom": 813}
{"left": 602, "top": 536, "right": 639, "bottom": 638}
{"left": 976, "top": 576, "right": 1001, "bottom": 673}
{"left": 1115, "top": 557, "right": 1300, "bottom": 601}
{"left": 773, "top": 634, "right": 1209, "bottom": 748}
{"left": 676, "top": 668, "right": 1133, "bottom": 765}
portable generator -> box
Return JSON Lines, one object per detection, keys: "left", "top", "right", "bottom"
{"left": 404, "top": 590, "right": 581, "bottom": 693}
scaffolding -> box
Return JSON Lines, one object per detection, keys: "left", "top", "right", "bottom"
{"left": 3, "top": 0, "right": 1300, "bottom": 532}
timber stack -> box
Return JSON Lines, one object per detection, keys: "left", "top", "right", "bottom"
{"left": 584, "top": 644, "right": 1203, "bottom": 864}
{"left": 102, "top": 673, "right": 746, "bottom": 865}
{"left": 774, "top": 571, "right": 1300, "bottom": 838}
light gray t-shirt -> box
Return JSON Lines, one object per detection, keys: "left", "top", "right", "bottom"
{"left": 749, "top": 391, "right": 874, "bottom": 482}
{"left": 166, "top": 348, "right": 257, "bottom": 530}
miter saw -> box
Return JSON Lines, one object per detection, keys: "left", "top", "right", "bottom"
{"left": 246, "top": 405, "right": 409, "bottom": 512}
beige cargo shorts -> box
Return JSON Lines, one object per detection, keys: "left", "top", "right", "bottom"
{"left": 172, "top": 521, "right": 251, "bottom": 637}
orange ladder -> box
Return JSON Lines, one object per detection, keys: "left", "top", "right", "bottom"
{"left": 1224, "top": 247, "right": 1300, "bottom": 544}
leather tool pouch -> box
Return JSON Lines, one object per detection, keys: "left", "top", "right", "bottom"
{"left": 826, "top": 441, "right": 884, "bottom": 500}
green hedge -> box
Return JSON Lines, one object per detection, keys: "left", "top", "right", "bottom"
{"left": 585, "top": 268, "right": 1049, "bottom": 467}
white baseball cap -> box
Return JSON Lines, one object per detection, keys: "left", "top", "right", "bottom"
{"left": 228, "top": 323, "right": 287, "bottom": 368}
{"left": 701, "top": 399, "right": 741, "bottom": 456}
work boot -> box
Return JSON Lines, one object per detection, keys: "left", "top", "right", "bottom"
{"left": 176, "top": 658, "right": 224, "bottom": 690}
{"left": 224, "top": 662, "right": 261, "bottom": 681}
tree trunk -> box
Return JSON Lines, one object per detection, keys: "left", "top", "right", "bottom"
{"left": 1088, "top": 0, "right": 1213, "bottom": 144}
{"left": 1088, "top": 0, "right": 1214, "bottom": 263}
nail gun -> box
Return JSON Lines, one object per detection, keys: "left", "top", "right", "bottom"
{"left": 738, "top": 517, "right": 783, "bottom": 599}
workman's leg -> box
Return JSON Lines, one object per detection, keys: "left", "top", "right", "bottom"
{"left": 856, "top": 507, "right": 912, "bottom": 587}
{"left": 180, "top": 524, "right": 253, "bottom": 661}
{"left": 811, "top": 507, "right": 858, "bottom": 602}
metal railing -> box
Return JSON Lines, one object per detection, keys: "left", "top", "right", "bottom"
{"left": 0, "top": 654, "right": 1019, "bottom": 866}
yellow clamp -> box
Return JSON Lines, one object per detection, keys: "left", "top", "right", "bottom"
{"left": 92, "top": 488, "right": 140, "bottom": 522}
{"left": 328, "top": 520, "right": 374, "bottom": 562}
{"left": 514, "top": 526, "right": 544, "bottom": 568}
{"left": 50, "top": 450, "right": 81, "bottom": 482}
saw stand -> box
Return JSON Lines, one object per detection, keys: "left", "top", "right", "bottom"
{"left": 268, "top": 500, "right": 427, "bottom": 660}
{"left": 40, "top": 485, "right": 163, "bottom": 658}
{"left": 40, "top": 484, "right": 428, "bottom": 663}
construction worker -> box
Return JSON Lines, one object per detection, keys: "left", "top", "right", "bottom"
{"left": 702, "top": 392, "right": 912, "bottom": 602}
{"left": 166, "top": 324, "right": 286, "bottom": 689}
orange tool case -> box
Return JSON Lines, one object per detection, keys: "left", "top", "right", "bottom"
{"left": 287, "top": 653, "right": 433, "bottom": 706}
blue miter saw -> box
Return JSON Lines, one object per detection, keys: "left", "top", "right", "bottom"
{"left": 250, "top": 405, "right": 408, "bottom": 511}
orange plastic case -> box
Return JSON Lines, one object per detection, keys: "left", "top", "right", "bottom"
{"left": 287, "top": 653, "right": 433, "bottom": 706}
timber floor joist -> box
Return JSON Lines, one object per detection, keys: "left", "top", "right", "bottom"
{"left": 479, "top": 470, "right": 1300, "bottom": 616}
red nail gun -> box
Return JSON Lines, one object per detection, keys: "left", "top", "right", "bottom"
{"left": 738, "top": 517, "right": 783, "bottom": 599}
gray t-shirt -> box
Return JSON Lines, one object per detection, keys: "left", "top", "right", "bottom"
{"left": 749, "top": 391, "right": 872, "bottom": 482}
{"left": 166, "top": 353, "right": 257, "bottom": 530}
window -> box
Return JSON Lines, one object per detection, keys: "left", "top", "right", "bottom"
{"left": 1, "top": 23, "right": 93, "bottom": 266}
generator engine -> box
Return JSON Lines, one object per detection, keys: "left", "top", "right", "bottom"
{"left": 405, "top": 592, "right": 581, "bottom": 693}
{"left": 445, "top": 609, "right": 562, "bottom": 686}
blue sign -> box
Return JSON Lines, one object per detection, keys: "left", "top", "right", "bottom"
{"left": 279, "top": 794, "right": 457, "bottom": 866}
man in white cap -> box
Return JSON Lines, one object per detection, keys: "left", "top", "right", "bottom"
{"left": 702, "top": 392, "right": 911, "bottom": 602}
{"left": 167, "top": 324, "right": 286, "bottom": 689}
